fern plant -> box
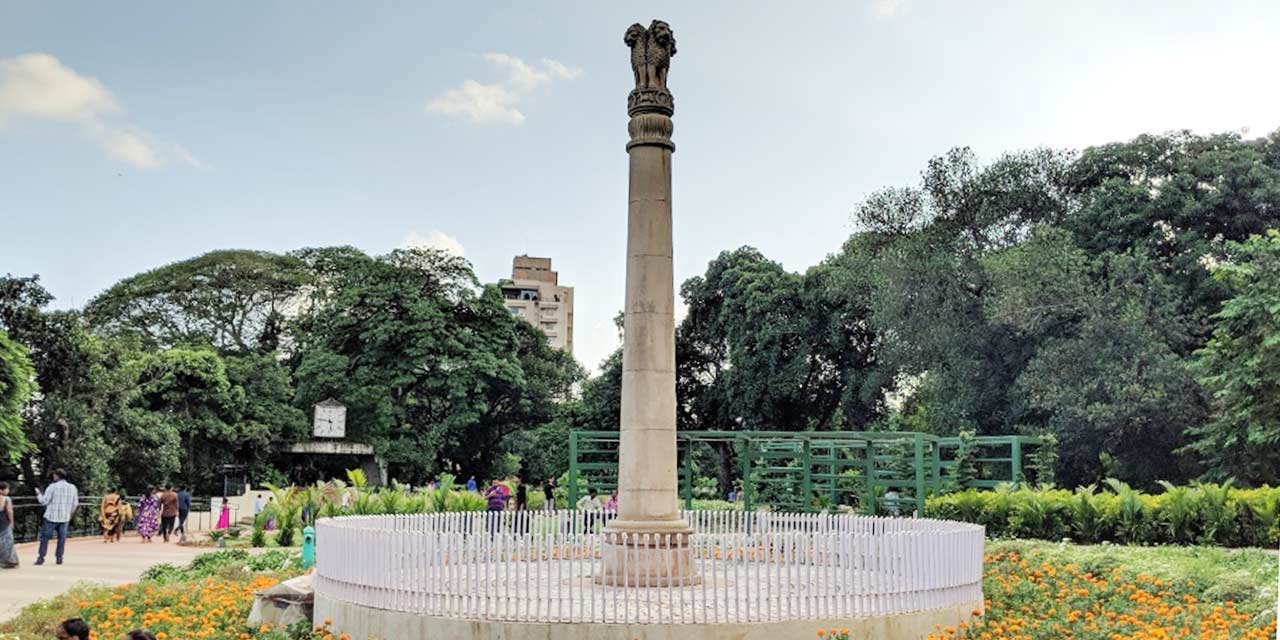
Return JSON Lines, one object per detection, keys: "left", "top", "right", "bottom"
{"left": 1157, "top": 481, "right": 1196, "bottom": 544}
{"left": 1071, "top": 485, "right": 1104, "bottom": 543}
{"left": 1105, "top": 478, "right": 1147, "bottom": 544}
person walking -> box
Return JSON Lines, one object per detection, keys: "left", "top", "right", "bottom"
{"left": 159, "top": 485, "right": 179, "bottom": 543}
{"left": 0, "top": 481, "right": 17, "bottom": 568}
{"left": 466, "top": 476, "right": 478, "bottom": 492}
{"left": 542, "top": 477, "right": 556, "bottom": 512}
{"left": 35, "top": 468, "right": 78, "bottom": 566}
{"left": 515, "top": 478, "right": 528, "bottom": 511}
{"left": 117, "top": 491, "right": 133, "bottom": 540}
{"left": 576, "top": 488, "right": 602, "bottom": 533}
{"left": 216, "top": 497, "right": 231, "bottom": 530}
{"left": 98, "top": 489, "right": 123, "bottom": 543}
{"left": 484, "top": 480, "right": 507, "bottom": 534}
{"left": 135, "top": 489, "right": 161, "bottom": 543}
{"left": 605, "top": 490, "right": 618, "bottom": 523}
{"left": 264, "top": 497, "right": 275, "bottom": 530}
{"left": 253, "top": 493, "right": 264, "bottom": 517}
{"left": 175, "top": 486, "right": 191, "bottom": 540}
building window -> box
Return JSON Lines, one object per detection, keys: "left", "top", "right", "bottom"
{"left": 507, "top": 306, "right": 521, "bottom": 315}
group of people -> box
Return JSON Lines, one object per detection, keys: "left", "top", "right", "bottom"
{"left": 100, "top": 485, "right": 192, "bottom": 544}
{"left": 466, "top": 476, "right": 562, "bottom": 512}
{"left": 0, "top": 468, "right": 204, "bottom": 571}
{"left": 0, "top": 469, "right": 85, "bottom": 569}
{"left": 55, "top": 617, "right": 155, "bottom": 640}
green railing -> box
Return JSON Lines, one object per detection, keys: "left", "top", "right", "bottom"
{"left": 568, "top": 430, "right": 1047, "bottom": 515}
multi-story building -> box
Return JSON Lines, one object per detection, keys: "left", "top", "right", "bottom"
{"left": 499, "top": 255, "right": 574, "bottom": 353}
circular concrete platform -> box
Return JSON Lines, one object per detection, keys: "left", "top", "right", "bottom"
{"left": 314, "top": 511, "right": 984, "bottom": 640}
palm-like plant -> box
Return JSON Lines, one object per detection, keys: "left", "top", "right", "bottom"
{"left": 1072, "top": 484, "right": 1104, "bottom": 543}
{"left": 428, "top": 474, "right": 456, "bottom": 513}
{"left": 1104, "top": 478, "right": 1147, "bottom": 544}
{"left": 1157, "top": 481, "right": 1195, "bottom": 544}
{"left": 264, "top": 483, "right": 304, "bottom": 547}
{"left": 1194, "top": 480, "right": 1236, "bottom": 545}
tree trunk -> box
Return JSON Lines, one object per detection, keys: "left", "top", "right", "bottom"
{"left": 713, "top": 441, "right": 736, "bottom": 498}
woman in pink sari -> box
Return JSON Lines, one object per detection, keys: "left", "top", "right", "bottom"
{"left": 215, "top": 498, "right": 231, "bottom": 529}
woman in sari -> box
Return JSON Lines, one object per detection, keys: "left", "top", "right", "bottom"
{"left": 99, "top": 489, "right": 123, "bottom": 543}
{"left": 0, "top": 481, "right": 17, "bottom": 568}
{"left": 117, "top": 491, "right": 133, "bottom": 540}
{"left": 136, "top": 489, "right": 161, "bottom": 543}
{"left": 216, "top": 497, "right": 231, "bottom": 530}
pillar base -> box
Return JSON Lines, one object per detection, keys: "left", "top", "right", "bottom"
{"left": 595, "top": 518, "right": 700, "bottom": 587}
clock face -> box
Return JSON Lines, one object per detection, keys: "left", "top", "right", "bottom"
{"left": 313, "top": 404, "right": 346, "bottom": 438}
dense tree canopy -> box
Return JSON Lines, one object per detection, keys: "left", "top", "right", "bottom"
{"left": 0, "top": 330, "right": 34, "bottom": 463}
{"left": 6, "top": 128, "right": 1280, "bottom": 494}
{"left": 291, "top": 247, "right": 582, "bottom": 483}
{"left": 85, "top": 250, "right": 313, "bottom": 354}
{"left": 1187, "top": 231, "right": 1280, "bottom": 484}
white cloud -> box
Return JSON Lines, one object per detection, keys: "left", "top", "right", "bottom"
{"left": 428, "top": 81, "right": 524, "bottom": 125}
{"left": 871, "top": 0, "right": 906, "bottom": 19}
{"left": 427, "top": 53, "right": 582, "bottom": 126}
{"left": 0, "top": 52, "right": 201, "bottom": 169}
{"left": 401, "top": 230, "right": 466, "bottom": 257}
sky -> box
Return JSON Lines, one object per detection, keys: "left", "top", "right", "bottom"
{"left": 3, "top": 1, "right": 1280, "bottom": 372}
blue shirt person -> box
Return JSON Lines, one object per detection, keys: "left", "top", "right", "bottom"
{"left": 176, "top": 487, "right": 192, "bottom": 535}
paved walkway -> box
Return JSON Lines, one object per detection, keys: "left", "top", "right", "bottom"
{"left": 0, "top": 537, "right": 212, "bottom": 622}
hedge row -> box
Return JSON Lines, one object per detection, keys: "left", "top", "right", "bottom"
{"left": 924, "top": 481, "right": 1280, "bottom": 548}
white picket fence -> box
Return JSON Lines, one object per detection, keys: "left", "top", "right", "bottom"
{"left": 315, "top": 510, "right": 983, "bottom": 624}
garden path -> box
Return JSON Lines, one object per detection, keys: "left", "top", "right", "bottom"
{"left": 1, "top": 537, "right": 212, "bottom": 622}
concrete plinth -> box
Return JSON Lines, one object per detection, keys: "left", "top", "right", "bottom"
{"left": 594, "top": 534, "right": 699, "bottom": 587}
{"left": 317, "top": 593, "right": 983, "bottom": 640}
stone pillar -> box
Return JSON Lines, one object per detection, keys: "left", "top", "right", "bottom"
{"left": 598, "top": 19, "right": 698, "bottom": 587}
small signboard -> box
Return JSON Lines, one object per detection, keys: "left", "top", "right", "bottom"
{"left": 313, "top": 398, "right": 346, "bottom": 439}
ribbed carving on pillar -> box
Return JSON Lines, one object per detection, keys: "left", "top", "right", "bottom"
{"left": 627, "top": 113, "right": 674, "bottom": 150}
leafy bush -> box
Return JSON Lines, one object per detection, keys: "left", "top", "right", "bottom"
{"left": 926, "top": 482, "right": 1280, "bottom": 547}
{"left": 692, "top": 476, "right": 719, "bottom": 499}
{"left": 246, "top": 548, "right": 299, "bottom": 572}
{"left": 251, "top": 520, "right": 267, "bottom": 547}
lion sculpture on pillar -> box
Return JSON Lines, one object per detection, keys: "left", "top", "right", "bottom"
{"left": 624, "top": 20, "right": 676, "bottom": 92}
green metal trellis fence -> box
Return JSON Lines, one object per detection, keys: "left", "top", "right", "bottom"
{"left": 568, "top": 430, "right": 1046, "bottom": 515}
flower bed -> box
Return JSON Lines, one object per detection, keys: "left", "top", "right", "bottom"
{"left": 0, "top": 550, "right": 305, "bottom": 640}
{"left": 821, "top": 540, "right": 1278, "bottom": 640}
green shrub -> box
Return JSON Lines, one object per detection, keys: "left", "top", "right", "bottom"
{"left": 692, "top": 476, "right": 719, "bottom": 500}
{"left": 251, "top": 520, "right": 267, "bottom": 547}
{"left": 246, "top": 548, "right": 297, "bottom": 572}
{"left": 925, "top": 482, "right": 1280, "bottom": 548}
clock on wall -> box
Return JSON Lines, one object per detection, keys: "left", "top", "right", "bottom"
{"left": 313, "top": 398, "right": 346, "bottom": 439}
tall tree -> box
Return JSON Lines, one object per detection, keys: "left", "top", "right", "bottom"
{"left": 1187, "top": 231, "right": 1280, "bottom": 485}
{"left": 0, "top": 331, "right": 35, "bottom": 464}
{"left": 292, "top": 247, "right": 581, "bottom": 482}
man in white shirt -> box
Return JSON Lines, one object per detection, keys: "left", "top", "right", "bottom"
{"left": 36, "top": 469, "right": 79, "bottom": 566}
{"left": 576, "top": 488, "right": 603, "bottom": 533}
